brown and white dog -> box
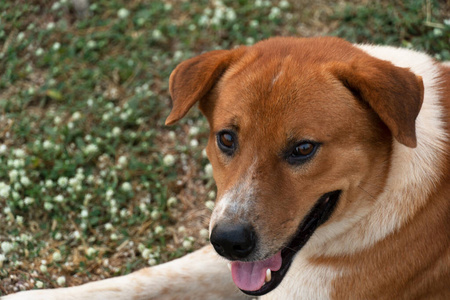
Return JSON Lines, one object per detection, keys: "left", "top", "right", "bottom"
{"left": 4, "top": 37, "right": 450, "bottom": 300}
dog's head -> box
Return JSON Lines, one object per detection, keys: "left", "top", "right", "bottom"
{"left": 166, "top": 37, "right": 424, "bottom": 296}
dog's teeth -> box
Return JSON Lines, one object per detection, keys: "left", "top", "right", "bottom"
{"left": 265, "top": 269, "right": 271, "bottom": 282}
{"left": 227, "top": 262, "right": 231, "bottom": 271}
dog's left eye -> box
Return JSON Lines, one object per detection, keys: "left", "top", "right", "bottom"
{"left": 286, "top": 141, "right": 319, "bottom": 164}
{"left": 217, "top": 130, "right": 237, "bottom": 156}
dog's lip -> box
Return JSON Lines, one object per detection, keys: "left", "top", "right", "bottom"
{"left": 238, "top": 190, "right": 342, "bottom": 296}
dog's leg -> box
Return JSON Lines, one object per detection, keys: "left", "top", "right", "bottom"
{"left": 2, "top": 245, "right": 246, "bottom": 300}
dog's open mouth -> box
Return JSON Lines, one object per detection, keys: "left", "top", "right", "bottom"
{"left": 230, "top": 190, "right": 342, "bottom": 296}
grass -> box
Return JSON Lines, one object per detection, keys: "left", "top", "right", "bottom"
{"left": 0, "top": 0, "right": 448, "bottom": 295}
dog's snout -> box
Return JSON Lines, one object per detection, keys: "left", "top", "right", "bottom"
{"left": 210, "top": 223, "right": 256, "bottom": 260}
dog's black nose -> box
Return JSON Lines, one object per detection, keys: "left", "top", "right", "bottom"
{"left": 210, "top": 223, "right": 256, "bottom": 260}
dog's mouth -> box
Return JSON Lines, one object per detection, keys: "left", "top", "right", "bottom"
{"left": 230, "top": 190, "right": 342, "bottom": 296}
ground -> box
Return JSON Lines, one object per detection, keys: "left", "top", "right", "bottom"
{"left": 0, "top": 0, "right": 449, "bottom": 295}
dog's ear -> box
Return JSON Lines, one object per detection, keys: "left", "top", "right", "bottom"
{"left": 165, "top": 48, "right": 245, "bottom": 125}
{"left": 329, "top": 57, "right": 424, "bottom": 148}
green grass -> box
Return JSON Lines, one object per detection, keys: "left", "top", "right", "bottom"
{"left": 0, "top": 0, "right": 448, "bottom": 294}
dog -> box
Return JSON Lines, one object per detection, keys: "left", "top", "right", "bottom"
{"left": 3, "top": 36, "right": 450, "bottom": 299}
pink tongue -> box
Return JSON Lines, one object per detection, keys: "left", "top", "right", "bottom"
{"left": 231, "top": 251, "right": 282, "bottom": 291}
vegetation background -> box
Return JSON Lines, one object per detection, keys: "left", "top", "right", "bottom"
{"left": 0, "top": 0, "right": 449, "bottom": 294}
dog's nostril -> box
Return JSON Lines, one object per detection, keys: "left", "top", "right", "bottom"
{"left": 210, "top": 223, "right": 256, "bottom": 260}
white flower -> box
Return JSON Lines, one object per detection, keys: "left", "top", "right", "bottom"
{"left": 54, "top": 194, "right": 64, "bottom": 203}
{"left": 51, "top": 2, "right": 61, "bottom": 10}
{"left": 56, "top": 276, "right": 66, "bottom": 286}
{"left": 81, "top": 209, "right": 88, "bottom": 218}
{"left": 269, "top": 7, "right": 281, "bottom": 19}
{"left": 112, "top": 127, "right": 121, "bottom": 136}
{"left": 14, "top": 148, "right": 26, "bottom": 158}
{"left": 0, "top": 182, "right": 11, "bottom": 198}
{"left": 117, "top": 8, "right": 130, "bottom": 19}
{"left": 36, "top": 281, "right": 44, "bottom": 288}
{"left": 52, "top": 42, "right": 61, "bottom": 51}
{"left": 106, "top": 189, "right": 114, "bottom": 200}
{"left": 117, "top": 155, "right": 128, "bottom": 167}
{"left": 150, "top": 210, "right": 160, "bottom": 220}
{"left": 148, "top": 258, "right": 157, "bottom": 266}
{"left": 24, "top": 197, "right": 34, "bottom": 205}
{"left": 40, "top": 264, "right": 48, "bottom": 272}
{"left": 225, "top": 8, "right": 236, "bottom": 21}
{"left": 87, "top": 40, "right": 97, "bottom": 49}
{"left": 57, "top": 177, "right": 68, "bottom": 187}
{"left": 43, "top": 140, "right": 54, "bottom": 149}
{"left": 204, "top": 163, "right": 213, "bottom": 177}
{"left": 121, "top": 182, "right": 132, "bottom": 192}
{"left": 45, "top": 179, "right": 54, "bottom": 188}
{"left": 16, "top": 215, "right": 23, "bottom": 225}
{"left": 154, "top": 225, "right": 164, "bottom": 235}
{"left": 54, "top": 232, "right": 62, "bottom": 240}
{"left": 9, "top": 170, "right": 19, "bottom": 182}
{"left": 86, "top": 247, "right": 96, "bottom": 256}
{"left": 12, "top": 159, "right": 25, "bottom": 169}
{"left": 20, "top": 176, "right": 31, "bottom": 186}
{"left": 110, "top": 233, "right": 118, "bottom": 240}
{"left": 72, "top": 111, "right": 81, "bottom": 120}
{"left": 152, "top": 29, "right": 162, "bottom": 40}
{"left": 1, "top": 241, "right": 14, "bottom": 254}
{"left": 163, "top": 154, "right": 175, "bottom": 167}
{"left": 105, "top": 223, "right": 113, "bottom": 231}
{"left": 433, "top": 28, "right": 443, "bottom": 37}
{"left": 87, "top": 98, "right": 94, "bottom": 107}
{"left": 120, "top": 208, "right": 128, "bottom": 217}
{"left": 178, "top": 226, "right": 186, "bottom": 233}
{"left": 17, "top": 32, "right": 25, "bottom": 42}
{"left": 0, "top": 144, "right": 7, "bottom": 154}
{"left": 139, "top": 202, "right": 148, "bottom": 212}
{"left": 72, "top": 230, "right": 80, "bottom": 239}
{"left": 190, "top": 139, "right": 199, "bottom": 148}
{"left": 188, "top": 126, "right": 200, "bottom": 136}
{"left": 168, "top": 131, "right": 176, "bottom": 140}
{"left": 279, "top": 0, "right": 290, "bottom": 8}
{"left": 164, "top": 3, "right": 172, "bottom": 10}
{"left": 142, "top": 248, "right": 151, "bottom": 259}
{"left": 208, "top": 190, "right": 216, "bottom": 199}
{"left": 182, "top": 239, "right": 193, "bottom": 250}
{"left": 246, "top": 37, "right": 255, "bottom": 45}
{"left": 44, "top": 202, "right": 54, "bottom": 210}
{"left": 167, "top": 196, "right": 177, "bottom": 207}
{"left": 46, "top": 22, "right": 55, "bottom": 30}
{"left": 84, "top": 144, "right": 99, "bottom": 155}
{"left": 35, "top": 48, "right": 44, "bottom": 56}
{"left": 52, "top": 251, "right": 62, "bottom": 262}
{"left": 173, "top": 50, "right": 183, "bottom": 61}
{"left": 205, "top": 200, "right": 215, "bottom": 210}
{"left": 200, "top": 228, "right": 209, "bottom": 238}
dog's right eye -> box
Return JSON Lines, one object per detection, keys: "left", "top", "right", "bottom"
{"left": 217, "top": 131, "right": 237, "bottom": 155}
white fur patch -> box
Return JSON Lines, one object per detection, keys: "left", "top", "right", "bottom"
{"left": 210, "top": 161, "right": 257, "bottom": 232}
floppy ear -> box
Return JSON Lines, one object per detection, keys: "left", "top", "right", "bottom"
{"left": 165, "top": 48, "right": 245, "bottom": 125}
{"left": 329, "top": 57, "right": 424, "bottom": 148}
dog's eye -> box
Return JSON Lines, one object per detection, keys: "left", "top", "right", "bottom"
{"left": 286, "top": 141, "right": 319, "bottom": 164}
{"left": 217, "top": 131, "right": 236, "bottom": 155}
{"left": 293, "top": 143, "right": 314, "bottom": 156}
